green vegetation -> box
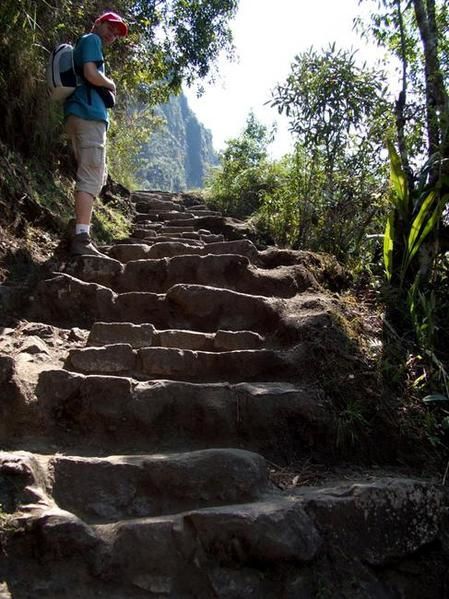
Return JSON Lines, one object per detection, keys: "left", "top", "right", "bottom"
{"left": 205, "top": 112, "right": 276, "bottom": 218}
{"left": 207, "top": 46, "right": 391, "bottom": 261}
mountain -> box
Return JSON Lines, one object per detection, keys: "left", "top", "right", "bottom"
{"left": 136, "top": 93, "right": 218, "bottom": 192}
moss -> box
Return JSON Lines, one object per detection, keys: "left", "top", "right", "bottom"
{"left": 92, "top": 201, "right": 131, "bottom": 244}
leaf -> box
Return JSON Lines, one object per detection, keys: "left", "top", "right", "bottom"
{"left": 423, "top": 394, "right": 449, "bottom": 404}
{"left": 405, "top": 195, "right": 446, "bottom": 269}
{"left": 441, "top": 416, "right": 449, "bottom": 430}
{"left": 387, "top": 140, "right": 408, "bottom": 216}
{"left": 407, "top": 190, "right": 436, "bottom": 252}
{"left": 406, "top": 191, "right": 442, "bottom": 268}
{"left": 383, "top": 210, "right": 394, "bottom": 281}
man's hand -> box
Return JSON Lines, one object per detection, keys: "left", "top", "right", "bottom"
{"left": 84, "top": 62, "right": 116, "bottom": 93}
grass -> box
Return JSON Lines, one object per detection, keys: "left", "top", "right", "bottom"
{"left": 0, "top": 140, "right": 131, "bottom": 246}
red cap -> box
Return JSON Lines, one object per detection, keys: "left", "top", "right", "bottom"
{"left": 95, "top": 12, "right": 128, "bottom": 37}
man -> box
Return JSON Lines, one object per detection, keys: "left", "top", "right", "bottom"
{"left": 64, "top": 11, "right": 128, "bottom": 257}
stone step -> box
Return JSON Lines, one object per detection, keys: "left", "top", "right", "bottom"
{"left": 190, "top": 204, "right": 216, "bottom": 212}
{"left": 63, "top": 254, "right": 123, "bottom": 289}
{"left": 127, "top": 234, "right": 205, "bottom": 245}
{"left": 139, "top": 210, "right": 196, "bottom": 221}
{"left": 87, "top": 322, "right": 264, "bottom": 351}
{"left": 162, "top": 225, "right": 196, "bottom": 234}
{"left": 91, "top": 497, "right": 322, "bottom": 594}
{"left": 128, "top": 227, "right": 158, "bottom": 239}
{"left": 131, "top": 196, "right": 182, "bottom": 212}
{"left": 181, "top": 232, "right": 225, "bottom": 243}
{"left": 63, "top": 254, "right": 314, "bottom": 297}
{"left": 133, "top": 214, "right": 164, "bottom": 225}
{"left": 87, "top": 479, "right": 445, "bottom": 595}
{"left": 185, "top": 209, "right": 221, "bottom": 217}
{"left": 134, "top": 204, "right": 186, "bottom": 215}
{"left": 108, "top": 239, "right": 259, "bottom": 262}
{"left": 65, "top": 345, "right": 299, "bottom": 382}
{"left": 36, "top": 371, "right": 330, "bottom": 457}
{"left": 2, "top": 453, "right": 442, "bottom": 599}
{"left": 50, "top": 448, "right": 269, "bottom": 523}
{"left": 130, "top": 227, "right": 225, "bottom": 244}
{"left": 134, "top": 219, "right": 197, "bottom": 234}
{"left": 30, "top": 274, "right": 286, "bottom": 331}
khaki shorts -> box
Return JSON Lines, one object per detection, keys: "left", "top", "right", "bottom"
{"left": 65, "top": 115, "right": 107, "bottom": 197}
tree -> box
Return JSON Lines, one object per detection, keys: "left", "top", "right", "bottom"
{"left": 268, "top": 44, "right": 392, "bottom": 260}
{"left": 206, "top": 112, "right": 276, "bottom": 218}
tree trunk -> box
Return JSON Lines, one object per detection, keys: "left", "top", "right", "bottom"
{"left": 413, "top": 0, "right": 449, "bottom": 175}
{"left": 394, "top": 0, "right": 414, "bottom": 193}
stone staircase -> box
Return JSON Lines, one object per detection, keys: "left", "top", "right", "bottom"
{"left": 0, "top": 191, "right": 446, "bottom": 598}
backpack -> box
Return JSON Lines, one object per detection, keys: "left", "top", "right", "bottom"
{"left": 47, "top": 43, "right": 79, "bottom": 101}
{"left": 46, "top": 42, "right": 115, "bottom": 108}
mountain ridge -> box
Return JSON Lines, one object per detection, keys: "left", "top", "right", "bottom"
{"left": 137, "top": 93, "right": 218, "bottom": 192}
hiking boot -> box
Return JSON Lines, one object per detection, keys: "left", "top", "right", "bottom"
{"left": 70, "top": 233, "right": 107, "bottom": 258}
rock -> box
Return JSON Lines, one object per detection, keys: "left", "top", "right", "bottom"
{"left": 147, "top": 241, "right": 205, "bottom": 260}
{"left": 36, "top": 371, "right": 330, "bottom": 457}
{"left": 0, "top": 286, "right": 17, "bottom": 312}
{"left": 157, "top": 329, "right": 215, "bottom": 351}
{"left": 133, "top": 197, "right": 181, "bottom": 212}
{"left": 19, "top": 336, "right": 49, "bottom": 355}
{"left": 166, "top": 284, "right": 280, "bottom": 333}
{"left": 214, "top": 329, "right": 264, "bottom": 350}
{"left": 50, "top": 448, "right": 268, "bottom": 520}
{"left": 131, "top": 574, "right": 173, "bottom": 593}
{"left": 283, "top": 574, "right": 314, "bottom": 599}
{"left": 114, "top": 291, "right": 170, "bottom": 326}
{"left": 21, "top": 322, "right": 56, "bottom": 338}
{"left": 199, "top": 233, "right": 225, "bottom": 243}
{"left": 137, "top": 347, "right": 293, "bottom": 382}
{"left": 186, "top": 499, "right": 322, "bottom": 563}
{"left": 108, "top": 244, "right": 152, "bottom": 262}
{"left": 68, "top": 327, "right": 87, "bottom": 342}
{"left": 162, "top": 225, "right": 196, "bottom": 234}
{"left": 299, "top": 478, "right": 444, "bottom": 565}
{"left": 63, "top": 255, "right": 123, "bottom": 288}
{"left": 35, "top": 509, "right": 99, "bottom": 559}
{"left": 94, "top": 498, "right": 321, "bottom": 589}
{"left": 0, "top": 355, "right": 31, "bottom": 438}
{"left": 208, "top": 567, "right": 266, "bottom": 598}
{"left": 29, "top": 274, "right": 116, "bottom": 327}
{"left": 67, "top": 344, "right": 136, "bottom": 374}
{"left": 0, "top": 582, "right": 12, "bottom": 599}
{"left": 0, "top": 451, "right": 49, "bottom": 513}
{"left": 88, "top": 322, "right": 156, "bottom": 349}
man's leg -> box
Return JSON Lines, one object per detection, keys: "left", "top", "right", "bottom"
{"left": 75, "top": 191, "right": 94, "bottom": 230}
{"left": 67, "top": 117, "right": 107, "bottom": 257}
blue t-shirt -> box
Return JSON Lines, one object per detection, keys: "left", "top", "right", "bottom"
{"left": 64, "top": 33, "right": 108, "bottom": 124}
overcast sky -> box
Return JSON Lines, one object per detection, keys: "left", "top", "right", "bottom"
{"left": 184, "top": 0, "right": 390, "bottom": 158}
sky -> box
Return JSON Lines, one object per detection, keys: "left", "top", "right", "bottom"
{"left": 184, "top": 0, "right": 391, "bottom": 158}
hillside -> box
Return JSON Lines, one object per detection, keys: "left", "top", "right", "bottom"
{"left": 136, "top": 93, "right": 218, "bottom": 192}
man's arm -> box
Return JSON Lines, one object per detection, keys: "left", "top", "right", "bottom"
{"left": 83, "top": 62, "right": 116, "bottom": 93}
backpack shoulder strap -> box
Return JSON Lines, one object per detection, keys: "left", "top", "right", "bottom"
{"left": 72, "top": 37, "right": 94, "bottom": 105}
